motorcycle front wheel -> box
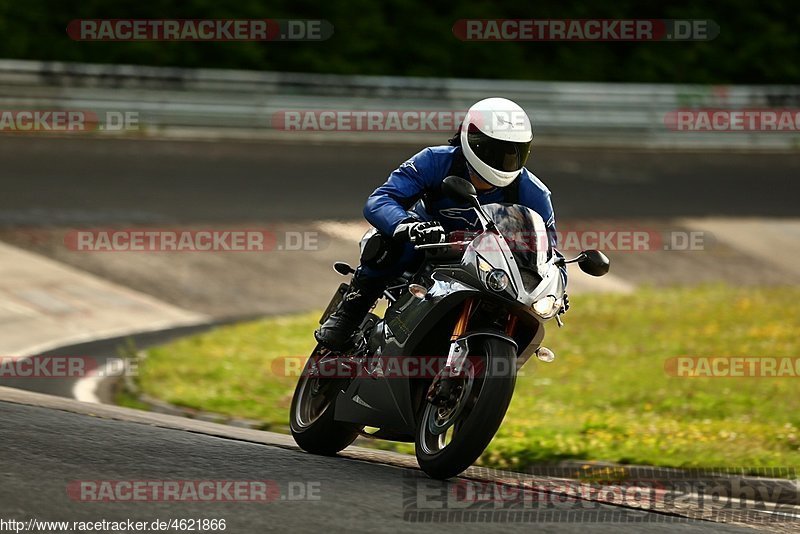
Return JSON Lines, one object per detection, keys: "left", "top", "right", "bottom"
{"left": 415, "top": 337, "right": 517, "bottom": 479}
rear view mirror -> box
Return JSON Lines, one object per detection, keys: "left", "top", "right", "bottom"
{"left": 578, "top": 250, "right": 610, "bottom": 277}
{"left": 442, "top": 176, "right": 478, "bottom": 207}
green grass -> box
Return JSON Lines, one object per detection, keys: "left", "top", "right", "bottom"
{"left": 127, "top": 285, "right": 800, "bottom": 472}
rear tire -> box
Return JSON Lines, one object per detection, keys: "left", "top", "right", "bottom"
{"left": 415, "top": 337, "right": 516, "bottom": 479}
{"left": 290, "top": 348, "right": 361, "bottom": 455}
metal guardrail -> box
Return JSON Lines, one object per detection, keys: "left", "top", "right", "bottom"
{"left": 0, "top": 59, "right": 797, "bottom": 148}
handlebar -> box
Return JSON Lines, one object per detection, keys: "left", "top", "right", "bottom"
{"left": 414, "top": 240, "right": 472, "bottom": 250}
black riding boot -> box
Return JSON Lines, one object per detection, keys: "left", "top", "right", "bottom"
{"left": 314, "top": 272, "right": 385, "bottom": 351}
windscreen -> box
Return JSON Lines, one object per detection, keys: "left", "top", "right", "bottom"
{"left": 482, "top": 203, "right": 552, "bottom": 269}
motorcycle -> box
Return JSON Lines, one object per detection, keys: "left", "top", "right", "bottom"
{"left": 290, "top": 176, "right": 610, "bottom": 479}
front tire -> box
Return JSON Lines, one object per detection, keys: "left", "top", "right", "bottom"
{"left": 415, "top": 337, "right": 517, "bottom": 479}
{"left": 290, "top": 348, "right": 361, "bottom": 455}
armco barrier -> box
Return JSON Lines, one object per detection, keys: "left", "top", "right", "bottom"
{"left": 0, "top": 59, "right": 797, "bottom": 148}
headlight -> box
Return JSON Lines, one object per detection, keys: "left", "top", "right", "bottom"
{"left": 477, "top": 258, "right": 492, "bottom": 273}
{"left": 532, "top": 295, "right": 562, "bottom": 318}
{"left": 486, "top": 269, "right": 510, "bottom": 292}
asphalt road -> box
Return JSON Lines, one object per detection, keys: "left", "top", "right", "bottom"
{"left": 0, "top": 401, "right": 756, "bottom": 533}
{"left": 0, "top": 136, "right": 798, "bottom": 226}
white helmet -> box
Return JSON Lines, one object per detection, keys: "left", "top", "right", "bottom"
{"left": 460, "top": 97, "right": 533, "bottom": 188}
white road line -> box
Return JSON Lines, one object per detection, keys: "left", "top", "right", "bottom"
{"left": 71, "top": 362, "right": 110, "bottom": 404}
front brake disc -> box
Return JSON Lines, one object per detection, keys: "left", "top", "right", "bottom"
{"left": 426, "top": 372, "right": 474, "bottom": 436}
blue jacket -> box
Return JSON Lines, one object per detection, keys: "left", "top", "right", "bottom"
{"left": 364, "top": 145, "right": 559, "bottom": 249}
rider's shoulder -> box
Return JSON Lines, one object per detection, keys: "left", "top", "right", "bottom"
{"left": 402, "top": 145, "right": 458, "bottom": 178}
{"left": 425, "top": 145, "right": 460, "bottom": 157}
{"left": 407, "top": 145, "right": 457, "bottom": 161}
{"left": 518, "top": 167, "right": 551, "bottom": 196}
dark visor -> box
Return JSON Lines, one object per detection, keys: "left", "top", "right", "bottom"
{"left": 467, "top": 124, "right": 531, "bottom": 172}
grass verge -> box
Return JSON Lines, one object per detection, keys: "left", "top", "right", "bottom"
{"left": 123, "top": 285, "right": 800, "bottom": 472}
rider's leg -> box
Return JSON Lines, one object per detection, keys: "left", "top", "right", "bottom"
{"left": 313, "top": 268, "right": 386, "bottom": 351}
{"left": 315, "top": 240, "right": 421, "bottom": 351}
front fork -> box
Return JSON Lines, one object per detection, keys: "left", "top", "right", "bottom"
{"left": 444, "top": 298, "right": 475, "bottom": 376}
{"left": 427, "top": 299, "right": 518, "bottom": 404}
{"left": 444, "top": 299, "right": 520, "bottom": 373}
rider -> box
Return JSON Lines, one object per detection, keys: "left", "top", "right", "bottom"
{"left": 315, "top": 97, "right": 567, "bottom": 351}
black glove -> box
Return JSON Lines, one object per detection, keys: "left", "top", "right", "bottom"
{"left": 394, "top": 220, "right": 445, "bottom": 245}
{"left": 560, "top": 293, "right": 570, "bottom": 314}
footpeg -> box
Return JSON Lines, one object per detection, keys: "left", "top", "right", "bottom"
{"left": 308, "top": 353, "right": 359, "bottom": 379}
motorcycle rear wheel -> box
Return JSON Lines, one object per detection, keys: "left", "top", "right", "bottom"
{"left": 290, "top": 347, "right": 362, "bottom": 455}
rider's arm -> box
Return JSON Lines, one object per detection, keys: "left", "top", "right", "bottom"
{"left": 363, "top": 148, "right": 442, "bottom": 236}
